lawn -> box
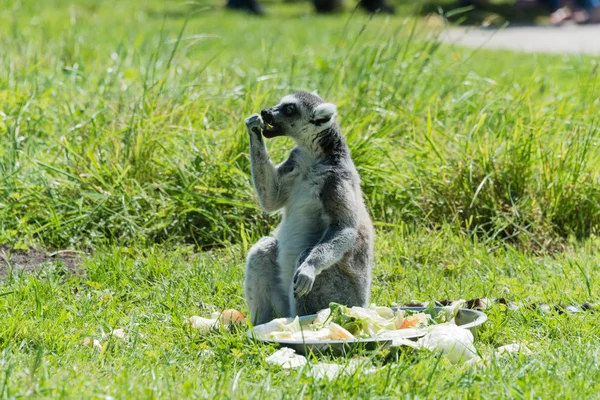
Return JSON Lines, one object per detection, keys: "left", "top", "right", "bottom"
{"left": 1, "top": 0, "right": 600, "bottom": 398}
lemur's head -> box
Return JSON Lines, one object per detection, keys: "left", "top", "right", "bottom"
{"left": 260, "top": 91, "right": 337, "bottom": 140}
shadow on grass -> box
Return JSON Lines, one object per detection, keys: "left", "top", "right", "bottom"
{"left": 146, "top": 0, "right": 553, "bottom": 27}
{"left": 417, "top": 0, "right": 552, "bottom": 26}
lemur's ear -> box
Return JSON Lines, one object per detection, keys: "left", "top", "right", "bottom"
{"left": 311, "top": 103, "right": 337, "bottom": 126}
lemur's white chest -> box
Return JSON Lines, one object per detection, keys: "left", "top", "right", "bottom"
{"left": 274, "top": 153, "right": 327, "bottom": 292}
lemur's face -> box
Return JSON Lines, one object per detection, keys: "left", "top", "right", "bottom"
{"left": 260, "top": 91, "right": 337, "bottom": 140}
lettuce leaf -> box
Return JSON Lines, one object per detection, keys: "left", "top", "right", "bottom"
{"left": 328, "top": 302, "right": 364, "bottom": 335}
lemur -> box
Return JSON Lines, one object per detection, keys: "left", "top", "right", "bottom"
{"left": 243, "top": 91, "right": 374, "bottom": 326}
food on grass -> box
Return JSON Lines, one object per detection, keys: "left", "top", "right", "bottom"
{"left": 417, "top": 325, "right": 479, "bottom": 364}
{"left": 495, "top": 343, "right": 533, "bottom": 356}
{"left": 256, "top": 302, "right": 462, "bottom": 342}
{"left": 189, "top": 308, "right": 246, "bottom": 334}
{"left": 81, "top": 337, "right": 103, "bottom": 351}
{"left": 220, "top": 309, "right": 246, "bottom": 325}
{"left": 111, "top": 328, "right": 126, "bottom": 339}
{"left": 265, "top": 348, "right": 307, "bottom": 369}
{"left": 189, "top": 316, "right": 219, "bottom": 333}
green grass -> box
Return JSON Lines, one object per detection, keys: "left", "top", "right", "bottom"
{"left": 1, "top": 0, "right": 600, "bottom": 398}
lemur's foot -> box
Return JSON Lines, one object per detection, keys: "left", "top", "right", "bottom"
{"left": 245, "top": 114, "right": 264, "bottom": 136}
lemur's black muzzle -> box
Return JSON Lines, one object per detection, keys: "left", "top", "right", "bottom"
{"left": 261, "top": 108, "right": 275, "bottom": 125}
{"left": 260, "top": 108, "right": 283, "bottom": 138}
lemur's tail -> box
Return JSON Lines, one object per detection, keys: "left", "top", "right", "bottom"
{"left": 400, "top": 298, "right": 599, "bottom": 314}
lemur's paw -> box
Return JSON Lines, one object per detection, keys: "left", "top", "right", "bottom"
{"left": 244, "top": 114, "right": 264, "bottom": 136}
{"left": 293, "top": 264, "right": 315, "bottom": 298}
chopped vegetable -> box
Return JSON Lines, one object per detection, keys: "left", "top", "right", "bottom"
{"left": 495, "top": 343, "right": 533, "bottom": 356}
{"left": 220, "top": 309, "right": 246, "bottom": 325}
{"left": 81, "top": 337, "right": 103, "bottom": 351}
{"left": 417, "top": 325, "right": 479, "bottom": 364}
{"left": 189, "top": 308, "right": 246, "bottom": 334}
{"left": 190, "top": 316, "right": 219, "bottom": 333}
{"left": 265, "top": 348, "right": 307, "bottom": 369}
{"left": 111, "top": 328, "right": 126, "bottom": 339}
{"left": 258, "top": 302, "right": 462, "bottom": 342}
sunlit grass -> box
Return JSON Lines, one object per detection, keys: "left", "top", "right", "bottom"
{"left": 1, "top": 0, "right": 598, "bottom": 250}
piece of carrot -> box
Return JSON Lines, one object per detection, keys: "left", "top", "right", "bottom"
{"left": 399, "top": 316, "right": 419, "bottom": 329}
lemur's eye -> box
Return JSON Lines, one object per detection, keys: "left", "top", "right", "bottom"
{"left": 283, "top": 104, "right": 296, "bottom": 116}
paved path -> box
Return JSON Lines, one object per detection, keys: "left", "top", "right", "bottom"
{"left": 440, "top": 24, "right": 600, "bottom": 55}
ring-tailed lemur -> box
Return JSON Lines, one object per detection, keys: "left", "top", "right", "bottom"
{"left": 243, "top": 91, "right": 374, "bottom": 325}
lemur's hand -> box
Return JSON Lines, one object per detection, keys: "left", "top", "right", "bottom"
{"left": 244, "top": 114, "right": 264, "bottom": 138}
{"left": 293, "top": 263, "right": 315, "bottom": 298}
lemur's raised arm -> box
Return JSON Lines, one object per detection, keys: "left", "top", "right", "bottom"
{"left": 245, "top": 115, "right": 295, "bottom": 213}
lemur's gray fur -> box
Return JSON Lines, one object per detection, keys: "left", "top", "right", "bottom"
{"left": 243, "top": 91, "right": 374, "bottom": 325}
